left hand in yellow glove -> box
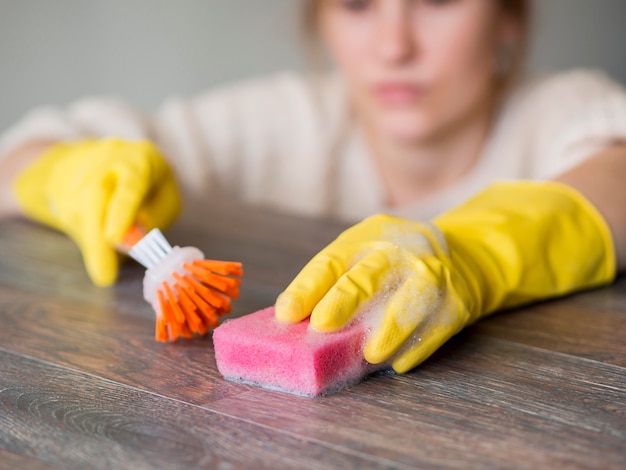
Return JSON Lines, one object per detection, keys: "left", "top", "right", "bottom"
{"left": 13, "top": 139, "right": 181, "bottom": 286}
{"left": 276, "top": 181, "right": 615, "bottom": 373}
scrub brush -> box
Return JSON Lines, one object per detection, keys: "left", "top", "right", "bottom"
{"left": 122, "top": 225, "right": 243, "bottom": 342}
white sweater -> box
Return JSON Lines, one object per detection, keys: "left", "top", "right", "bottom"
{"left": 2, "top": 69, "right": 626, "bottom": 222}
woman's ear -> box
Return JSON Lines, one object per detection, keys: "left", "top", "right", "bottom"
{"left": 494, "top": 9, "right": 525, "bottom": 80}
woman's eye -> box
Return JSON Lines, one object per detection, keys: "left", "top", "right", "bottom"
{"left": 339, "top": 0, "right": 372, "bottom": 13}
{"left": 421, "top": 0, "right": 456, "bottom": 6}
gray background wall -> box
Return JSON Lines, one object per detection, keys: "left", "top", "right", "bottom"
{"left": 1, "top": 0, "right": 625, "bottom": 132}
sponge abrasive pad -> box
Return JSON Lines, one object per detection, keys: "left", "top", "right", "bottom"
{"left": 213, "top": 306, "right": 375, "bottom": 396}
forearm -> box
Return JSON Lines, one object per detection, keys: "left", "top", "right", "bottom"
{"left": 554, "top": 143, "right": 626, "bottom": 271}
{"left": 0, "top": 141, "right": 55, "bottom": 218}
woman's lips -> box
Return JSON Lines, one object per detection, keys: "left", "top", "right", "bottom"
{"left": 373, "top": 83, "right": 426, "bottom": 106}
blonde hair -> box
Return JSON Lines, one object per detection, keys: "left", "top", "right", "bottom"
{"left": 497, "top": 0, "right": 533, "bottom": 89}
{"left": 300, "top": 0, "right": 532, "bottom": 89}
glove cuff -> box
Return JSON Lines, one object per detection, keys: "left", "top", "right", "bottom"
{"left": 433, "top": 181, "right": 616, "bottom": 319}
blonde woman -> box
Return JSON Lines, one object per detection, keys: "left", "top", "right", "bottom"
{"left": 2, "top": 0, "right": 625, "bottom": 372}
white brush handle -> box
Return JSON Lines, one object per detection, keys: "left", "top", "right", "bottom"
{"left": 128, "top": 228, "right": 173, "bottom": 269}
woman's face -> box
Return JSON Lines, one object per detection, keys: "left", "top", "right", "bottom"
{"left": 319, "top": 0, "right": 516, "bottom": 144}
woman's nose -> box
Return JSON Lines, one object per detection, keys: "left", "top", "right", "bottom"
{"left": 376, "top": 6, "right": 416, "bottom": 64}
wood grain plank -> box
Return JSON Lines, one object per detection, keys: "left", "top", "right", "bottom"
{"left": 0, "top": 206, "right": 336, "bottom": 313}
{"left": 0, "top": 282, "right": 265, "bottom": 404}
{"left": 0, "top": 218, "right": 281, "bottom": 322}
{"left": 210, "top": 332, "right": 626, "bottom": 468}
{"left": 2, "top": 208, "right": 625, "bottom": 469}
{"left": 2, "top": 281, "right": 624, "bottom": 468}
{"left": 569, "top": 273, "right": 626, "bottom": 312}
{"left": 0, "top": 351, "right": 398, "bottom": 469}
{"left": 168, "top": 201, "right": 348, "bottom": 290}
{"left": 0, "top": 448, "right": 60, "bottom": 470}
{"left": 474, "top": 276, "right": 626, "bottom": 366}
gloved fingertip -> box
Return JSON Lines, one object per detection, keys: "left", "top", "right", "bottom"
{"left": 104, "top": 226, "right": 128, "bottom": 248}
{"left": 363, "top": 338, "right": 393, "bottom": 366}
{"left": 389, "top": 329, "right": 448, "bottom": 374}
{"left": 104, "top": 203, "right": 138, "bottom": 246}
{"left": 309, "top": 312, "right": 343, "bottom": 333}
{"left": 274, "top": 292, "right": 308, "bottom": 323}
{"left": 84, "top": 248, "right": 119, "bottom": 287}
{"left": 390, "top": 360, "right": 413, "bottom": 374}
{"left": 390, "top": 353, "right": 424, "bottom": 374}
{"left": 91, "top": 272, "right": 117, "bottom": 288}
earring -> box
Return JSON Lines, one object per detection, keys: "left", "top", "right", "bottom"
{"left": 495, "top": 43, "right": 513, "bottom": 78}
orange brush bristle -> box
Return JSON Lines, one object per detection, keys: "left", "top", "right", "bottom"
{"left": 125, "top": 226, "right": 243, "bottom": 342}
{"left": 156, "top": 262, "right": 242, "bottom": 341}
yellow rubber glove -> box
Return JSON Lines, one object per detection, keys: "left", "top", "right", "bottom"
{"left": 275, "top": 181, "right": 615, "bottom": 373}
{"left": 13, "top": 139, "right": 181, "bottom": 286}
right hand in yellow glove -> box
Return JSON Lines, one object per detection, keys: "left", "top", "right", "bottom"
{"left": 276, "top": 181, "right": 615, "bottom": 373}
{"left": 13, "top": 139, "right": 181, "bottom": 286}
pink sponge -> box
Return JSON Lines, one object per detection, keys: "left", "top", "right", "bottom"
{"left": 213, "top": 306, "right": 380, "bottom": 396}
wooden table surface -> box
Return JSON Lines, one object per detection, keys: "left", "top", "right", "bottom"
{"left": 1, "top": 202, "right": 625, "bottom": 469}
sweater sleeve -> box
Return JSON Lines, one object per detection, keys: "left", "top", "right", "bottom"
{"left": 0, "top": 72, "right": 346, "bottom": 216}
{"left": 522, "top": 69, "right": 626, "bottom": 179}
{"left": 0, "top": 98, "right": 153, "bottom": 156}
